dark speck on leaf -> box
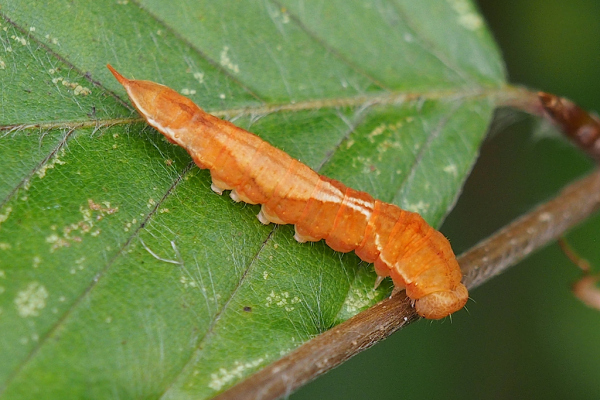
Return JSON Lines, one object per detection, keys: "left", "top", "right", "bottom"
{"left": 243, "top": 306, "right": 252, "bottom": 312}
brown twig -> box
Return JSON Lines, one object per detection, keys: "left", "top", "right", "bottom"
{"left": 461, "top": 171, "right": 600, "bottom": 288}
{"left": 215, "top": 169, "right": 600, "bottom": 400}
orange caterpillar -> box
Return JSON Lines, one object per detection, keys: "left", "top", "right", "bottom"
{"left": 107, "top": 65, "right": 468, "bottom": 319}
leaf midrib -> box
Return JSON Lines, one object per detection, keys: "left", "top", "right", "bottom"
{"left": 0, "top": 85, "right": 500, "bottom": 133}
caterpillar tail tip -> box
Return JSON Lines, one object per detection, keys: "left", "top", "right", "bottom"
{"left": 106, "top": 64, "right": 129, "bottom": 85}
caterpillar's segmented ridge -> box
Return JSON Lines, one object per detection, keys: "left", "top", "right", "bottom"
{"left": 107, "top": 64, "right": 468, "bottom": 319}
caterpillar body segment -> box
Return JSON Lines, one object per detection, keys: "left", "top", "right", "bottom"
{"left": 108, "top": 65, "right": 468, "bottom": 319}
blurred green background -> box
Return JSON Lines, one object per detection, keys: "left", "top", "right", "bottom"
{"left": 291, "top": 0, "right": 600, "bottom": 399}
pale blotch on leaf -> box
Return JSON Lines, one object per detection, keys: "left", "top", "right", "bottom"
{"left": 208, "top": 358, "right": 265, "bottom": 391}
{"left": 404, "top": 201, "right": 430, "bottom": 215}
{"left": 265, "top": 291, "right": 301, "bottom": 311}
{"left": 443, "top": 163, "right": 458, "bottom": 177}
{"left": 14, "top": 282, "right": 49, "bottom": 318}
{"left": 342, "top": 287, "right": 376, "bottom": 313}
{"left": 10, "top": 35, "right": 28, "bottom": 46}
{"left": 180, "top": 275, "right": 198, "bottom": 289}
{"left": 45, "top": 199, "right": 118, "bottom": 252}
{"left": 44, "top": 34, "right": 59, "bottom": 45}
{"left": 45, "top": 233, "right": 69, "bottom": 251}
{"left": 0, "top": 206, "right": 13, "bottom": 227}
{"left": 75, "top": 257, "right": 86, "bottom": 270}
{"left": 36, "top": 147, "right": 66, "bottom": 179}
{"left": 123, "top": 218, "right": 137, "bottom": 232}
{"left": 192, "top": 72, "right": 204, "bottom": 84}
{"left": 267, "top": 5, "right": 290, "bottom": 25}
{"left": 219, "top": 46, "right": 240, "bottom": 74}
{"left": 376, "top": 139, "right": 402, "bottom": 160}
{"left": 447, "top": 0, "right": 484, "bottom": 31}
{"left": 354, "top": 156, "right": 380, "bottom": 176}
{"left": 367, "top": 123, "right": 386, "bottom": 143}
{"left": 51, "top": 76, "right": 91, "bottom": 96}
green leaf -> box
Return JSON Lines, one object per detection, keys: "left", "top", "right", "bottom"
{"left": 0, "top": 0, "right": 505, "bottom": 398}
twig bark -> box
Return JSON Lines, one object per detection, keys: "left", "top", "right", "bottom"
{"left": 215, "top": 169, "right": 600, "bottom": 400}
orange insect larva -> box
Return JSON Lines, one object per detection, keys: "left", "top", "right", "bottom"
{"left": 107, "top": 65, "right": 468, "bottom": 319}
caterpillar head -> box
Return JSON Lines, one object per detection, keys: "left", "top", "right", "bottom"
{"left": 414, "top": 283, "right": 468, "bottom": 320}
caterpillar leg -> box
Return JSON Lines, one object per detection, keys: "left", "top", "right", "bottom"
{"left": 210, "top": 175, "right": 232, "bottom": 195}
{"left": 230, "top": 190, "right": 242, "bottom": 202}
{"left": 256, "top": 210, "right": 271, "bottom": 225}
{"left": 230, "top": 190, "right": 258, "bottom": 204}
{"left": 391, "top": 284, "right": 405, "bottom": 295}
{"left": 294, "top": 225, "right": 320, "bottom": 243}
{"left": 211, "top": 183, "right": 224, "bottom": 195}
{"left": 258, "top": 205, "right": 285, "bottom": 224}
{"left": 373, "top": 275, "right": 385, "bottom": 290}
